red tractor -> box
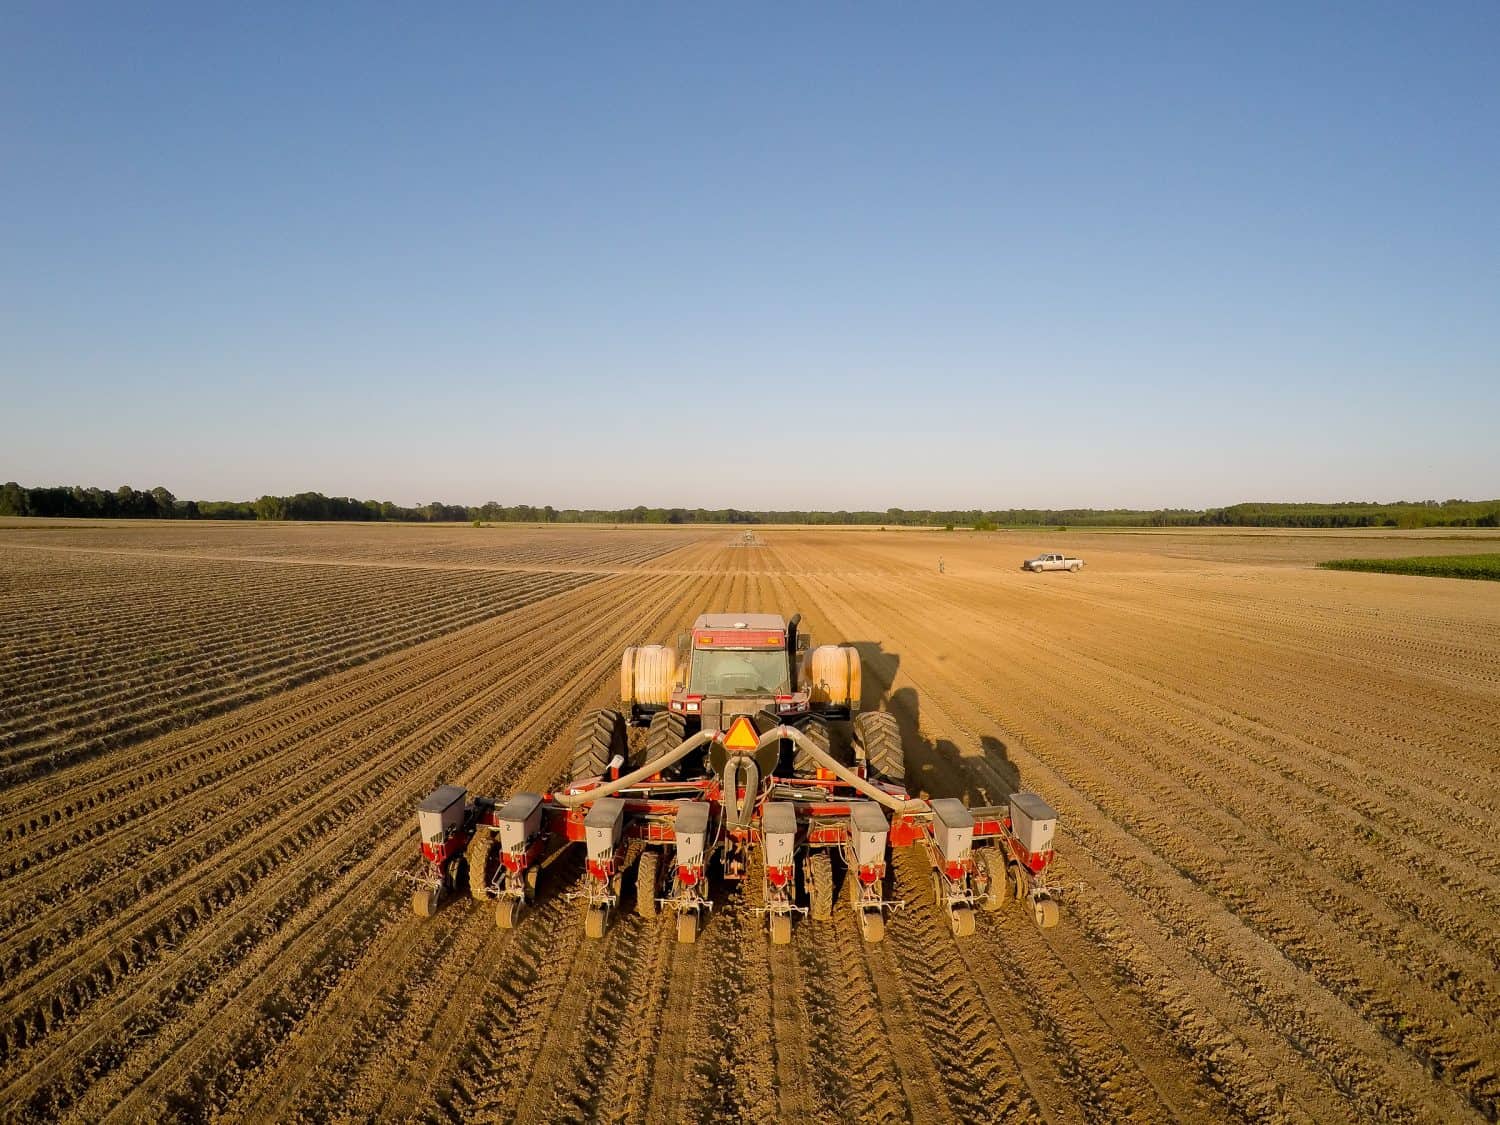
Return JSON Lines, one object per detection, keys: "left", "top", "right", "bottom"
{"left": 408, "top": 612, "right": 1064, "bottom": 945}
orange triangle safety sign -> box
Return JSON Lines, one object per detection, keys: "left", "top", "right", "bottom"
{"left": 723, "top": 715, "right": 759, "bottom": 752}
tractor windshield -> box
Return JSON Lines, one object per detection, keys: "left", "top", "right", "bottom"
{"left": 689, "top": 650, "right": 790, "bottom": 696}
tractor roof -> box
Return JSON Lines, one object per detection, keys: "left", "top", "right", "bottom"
{"left": 692, "top": 613, "right": 785, "bottom": 631}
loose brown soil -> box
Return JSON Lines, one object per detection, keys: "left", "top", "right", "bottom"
{"left": 1, "top": 521, "right": 1496, "bottom": 1123}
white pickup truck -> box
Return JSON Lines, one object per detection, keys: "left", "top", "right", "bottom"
{"left": 1022, "top": 552, "right": 1084, "bottom": 573}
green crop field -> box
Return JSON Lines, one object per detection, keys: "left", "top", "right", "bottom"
{"left": 1318, "top": 554, "right": 1500, "bottom": 581}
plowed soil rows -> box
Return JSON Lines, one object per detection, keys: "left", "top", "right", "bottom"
{"left": 1, "top": 523, "right": 1496, "bottom": 1123}
{"left": 0, "top": 526, "right": 686, "bottom": 782}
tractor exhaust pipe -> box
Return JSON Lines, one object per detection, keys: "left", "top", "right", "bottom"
{"left": 786, "top": 613, "right": 801, "bottom": 692}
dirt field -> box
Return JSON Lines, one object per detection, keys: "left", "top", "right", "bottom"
{"left": 2, "top": 521, "right": 1497, "bottom": 1123}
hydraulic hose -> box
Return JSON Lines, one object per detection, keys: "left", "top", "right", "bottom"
{"left": 552, "top": 723, "right": 927, "bottom": 817}
{"left": 764, "top": 725, "right": 928, "bottom": 814}
{"left": 551, "top": 727, "right": 718, "bottom": 808}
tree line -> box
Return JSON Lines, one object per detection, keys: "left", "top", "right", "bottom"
{"left": 2, "top": 482, "right": 1496, "bottom": 529}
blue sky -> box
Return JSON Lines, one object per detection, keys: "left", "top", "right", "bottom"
{"left": 2, "top": 3, "right": 1496, "bottom": 508}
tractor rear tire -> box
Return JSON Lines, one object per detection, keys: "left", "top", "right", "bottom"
{"left": 793, "top": 716, "right": 831, "bottom": 776}
{"left": 645, "top": 710, "right": 686, "bottom": 777}
{"left": 636, "top": 851, "right": 660, "bottom": 917}
{"left": 976, "top": 846, "right": 1009, "bottom": 912}
{"left": 854, "top": 711, "right": 904, "bottom": 784}
{"left": 467, "top": 830, "right": 495, "bottom": 901}
{"left": 573, "top": 708, "right": 627, "bottom": 783}
{"left": 807, "top": 852, "right": 834, "bottom": 921}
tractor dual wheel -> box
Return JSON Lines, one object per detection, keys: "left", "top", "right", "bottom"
{"left": 645, "top": 710, "right": 687, "bottom": 777}
{"left": 853, "top": 711, "right": 904, "bottom": 784}
{"left": 807, "top": 852, "right": 834, "bottom": 921}
{"left": 636, "top": 851, "right": 660, "bottom": 918}
{"left": 495, "top": 898, "right": 521, "bottom": 930}
{"left": 411, "top": 887, "right": 440, "bottom": 918}
{"left": 573, "top": 708, "right": 628, "bottom": 783}
{"left": 976, "top": 846, "right": 1009, "bottom": 912}
{"left": 792, "top": 716, "right": 832, "bottom": 776}
{"left": 676, "top": 911, "right": 699, "bottom": 944}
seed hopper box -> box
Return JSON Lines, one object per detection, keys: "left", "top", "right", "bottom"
{"left": 930, "top": 798, "right": 974, "bottom": 862}
{"left": 673, "top": 800, "right": 711, "bottom": 867}
{"left": 1008, "top": 792, "right": 1057, "bottom": 855}
{"left": 496, "top": 792, "right": 544, "bottom": 851}
{"left": 849, "top": 802, "right": 889, "bottom": 867}
{"left": 761, "top": 801, "right": 796, "bottom": 869}
{"left": 584, "top": 798, "right": 626, "bottom": 861}
{"left": 417, "top": 785, "right": 467, "bottom": 845}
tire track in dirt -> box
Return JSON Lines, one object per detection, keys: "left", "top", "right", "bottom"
{"left": 0, "top": 587, "right": 618, "bottom": 986}
{"left": 762, "top": 552, "right": 1065, "bottom": 1123}
{"left": 8, "top": 525, "right": 1496, "bottom": 1122}
{"left": 770, "top": 546, "right": 1304, "bottom": 1121}
{"left": 219, "top": 543, "right": 729, "bottom": 1122}
{"left": 837, "top": 572, "right": 1500, "bottom": 1116}
{"left": 364, "top": 565, "right": 730, "bottom": 1124}
{"left": 86, "top": 557, "right": 723, "bottom": 1124}
{"left": 0, "top": 574, "right": 607, "bottom": 850}
{"left": 0, "top": 559, "right": 616, "bottom": 783}
{"left": 791, "top": 554, "right": 1487, "bottom": 1122}
{"left": 0, "top": 575, "right": 668, "bottom": 1042}
{"left": 0, "top": 549, "right": 720, "bottom": 1122}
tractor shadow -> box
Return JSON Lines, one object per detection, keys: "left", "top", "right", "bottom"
{"left": 850, "top": 641, "right": 1021, "bottom": 809}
